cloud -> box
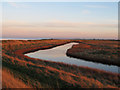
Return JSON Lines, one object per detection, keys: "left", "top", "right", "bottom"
{"left": 3, "top": 20, "right": 33, "bottom": 27}
{"left": 42, "top": 20, "right": 117, "bottom": 28}
{"left": 42, "top": 20, "right": 80, "bottom": 27}
{"left": 8, "top": 2, "right": 18, "bottom": 8}
{"left": 3, "top": 20, "right": 94, "bottom": 28}
{"left": 3, "top": 20, "right": 117, "bottom": 28}
{"left": 3, "top": 20, "right": 117, "bottom": 39}
{"left": 8, "top": 2, "right": 29, "bottom": 8}
{"left": 91, "top": 23, "right": 117, "bottom": 28}
{"left": 84, "top": 5, "right": 108, "bottom": 8}
{"left": 82, "top": 10, "right": 91, "bottom": 14}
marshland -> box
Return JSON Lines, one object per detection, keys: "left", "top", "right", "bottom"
{"left": 2, "top": 39, "right": 120, "bottom": 88}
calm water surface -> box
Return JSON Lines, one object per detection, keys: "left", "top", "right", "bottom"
{"left": 25, "top": 43, "right": 119, "bottom": 73}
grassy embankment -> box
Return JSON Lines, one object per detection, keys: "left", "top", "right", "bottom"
{"left": 2, "top": 68, "right": 31, "bottom": 88}
{"left": 67, "top": 40, "right": 120, "bottom": 66}
{"left": 2, "top": 39, "right": 120, "bottom": 88}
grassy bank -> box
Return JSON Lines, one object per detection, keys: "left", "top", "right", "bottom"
{"left": 2, "top": 39, "right": 120, "bottom": 88}
{"left": 2, "top": 68, "right": 31, "bottom": 88}
{"left": 67, "top": 40, "right": 120, "bottom": 66}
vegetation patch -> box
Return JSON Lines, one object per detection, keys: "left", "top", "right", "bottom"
{"left": 66, "top": 40, "right": 120, "bottom": 66}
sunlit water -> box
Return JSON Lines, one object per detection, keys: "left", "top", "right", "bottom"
{"left": 25, "top": 43, "right": 119, "bottom": 73}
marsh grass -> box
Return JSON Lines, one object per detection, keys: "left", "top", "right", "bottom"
{"left": 67, "top": 40, "right": 119, "bottom": 66}
{"left": 2, "top": 39, "right": 120, "bottom": 88}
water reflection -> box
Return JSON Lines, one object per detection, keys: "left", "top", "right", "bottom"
{"left": 25, "top": 43, "right": 119, "bottom": 73}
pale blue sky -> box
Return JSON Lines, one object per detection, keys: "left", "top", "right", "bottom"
{"left": 2, "top": 2, "right": 118, "bottom": 39}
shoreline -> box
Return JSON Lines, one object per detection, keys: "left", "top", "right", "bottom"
{"left": 15, "top": 41, "right": 73, "bottom": 56}
{"left": 66, "top": 51, "right": 120, "bottom": 67}
{"left": 17, "top": 40, "right": 119, "bottom": 67}
{"left": 14, "top": 41, "right": 119, "bottom": 74}
{"left": 66, "top": 41, "right": 120, "bottom": 67}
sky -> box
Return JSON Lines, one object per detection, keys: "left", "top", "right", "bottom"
{"left": 2, "top": 2, "right": 118, "bottom": 39}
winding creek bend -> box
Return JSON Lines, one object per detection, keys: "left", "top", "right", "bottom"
{"left": 25, "top": 43, "right": 119, "bottom": 73}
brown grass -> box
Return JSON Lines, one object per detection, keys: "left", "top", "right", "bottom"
{"left": 2, "top": 39, "right": 120, "bottom": 88}
{"left": 67, "top": 40, "right": 120, "bottom": 66}
{"left": 2, "top": 68, "right": 31, "bottom": 88}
